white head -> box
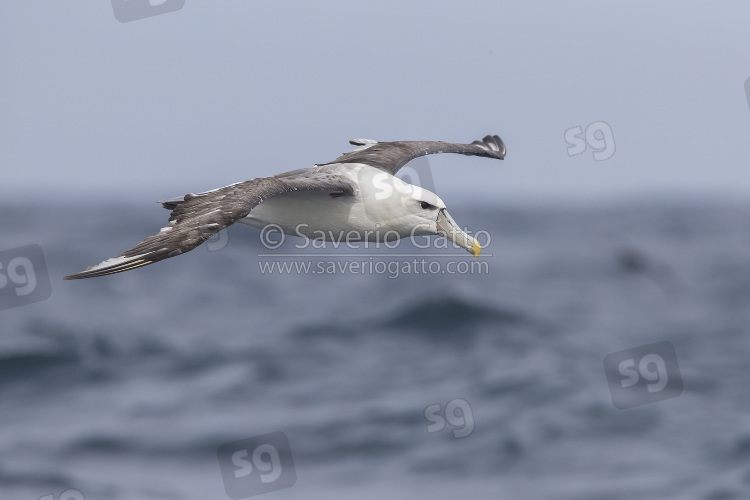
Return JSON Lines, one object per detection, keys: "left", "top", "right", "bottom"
{"left": 358, "top": 167, "right": 481, "bottom": 257}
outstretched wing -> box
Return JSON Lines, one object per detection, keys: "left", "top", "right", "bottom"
{"left": 321, "top": 134, "right": 506, "bottom": 175}
{"left": 64, "top": 170, "right": 356, "bottom": 279}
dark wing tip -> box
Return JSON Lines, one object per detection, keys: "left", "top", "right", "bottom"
{"left": 63, "top": 255, "right": 155, "bottom": 280}
{"left": 472, "top": 134, "right": 506, "bottom": 159}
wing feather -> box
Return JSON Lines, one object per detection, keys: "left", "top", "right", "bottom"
{"left": 64, "top": 171, "right": 355, "bottom": 279}
{"left": 321, "top": 134, "right": 506, "bottom": 175}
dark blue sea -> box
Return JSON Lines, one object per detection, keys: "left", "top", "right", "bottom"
{"left": 2, "top": 199, "right": 750, "bottom": 500}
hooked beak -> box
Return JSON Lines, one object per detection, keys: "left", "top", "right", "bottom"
{"left": 435, "top": 209, "right": 481, "bottom": 258}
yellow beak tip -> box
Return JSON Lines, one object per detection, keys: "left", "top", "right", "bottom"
{"left": 470, "top": 242, "right": 482, "bottom": 258}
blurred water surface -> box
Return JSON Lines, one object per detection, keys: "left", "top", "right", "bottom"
{"left": 1, "top": 200, "right": 750, "bottom": 500}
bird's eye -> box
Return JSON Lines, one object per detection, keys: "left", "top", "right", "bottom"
{"left": 420, "top": 201, "right": 432, "bottom": 210}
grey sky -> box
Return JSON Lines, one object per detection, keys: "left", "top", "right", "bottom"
{"left": 2, "top": 1, "right": 750, "bottom": 205}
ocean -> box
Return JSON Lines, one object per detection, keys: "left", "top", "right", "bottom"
{"left": 2, "top": 199, "right": 750, "bottom": 500}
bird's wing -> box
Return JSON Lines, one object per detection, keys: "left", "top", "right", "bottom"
{"left": 63, "top": 171, "right": 356, "bottom": 280}
{"left": 320, "top": 135, "right": 506, "bottom": 175}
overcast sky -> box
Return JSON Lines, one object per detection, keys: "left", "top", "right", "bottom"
{"left": 2, "top": 1, "right": 750, "bottom": 205}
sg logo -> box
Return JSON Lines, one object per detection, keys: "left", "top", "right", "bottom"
{"left": 565, "top": 121, "right": 616, "bottom": 161}
{"left": 0, "top": 244, "right": 51, "bottom": 311}
{"left": 604, "top": 341, "right": 683, "bottom": 409}
{"left": 217, "top": 431, "right": 296, "bottom": 499}
{"left": 424, "top": 398, "right": 475, "bottom": 438}
{"left": 111, "top": 0, "right": 186, "bottom": 23}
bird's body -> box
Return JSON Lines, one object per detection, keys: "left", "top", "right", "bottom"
{"left": 240, "top": 187, "right": 362, "bottom": 238}
{"left": 239, "top": 163, "right": 441, "bottom": 241}
{"left": 64, "top": 135, "right": 506, "bottom": 280}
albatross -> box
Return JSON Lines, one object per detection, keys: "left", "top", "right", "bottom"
{"left": 63, "top": 134, "right": 506, "bottom": 280}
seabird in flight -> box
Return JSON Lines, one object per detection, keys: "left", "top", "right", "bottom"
{"left": 63, "top": 134, "right": 506, "bottom": 280}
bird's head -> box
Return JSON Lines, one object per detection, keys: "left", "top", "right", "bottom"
{"left": 407, "top": 189, "right": 482, "bottom": 258}
{"left": 359, "top": 169, "right": 481, "bottom": 257}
